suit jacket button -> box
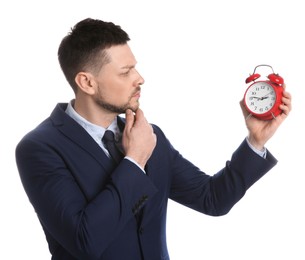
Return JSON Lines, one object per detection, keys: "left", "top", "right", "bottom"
{"left": 139, "top": 227, "right": 144, "bottom": 234}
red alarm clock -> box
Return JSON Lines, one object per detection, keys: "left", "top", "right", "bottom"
{"left": 243, "top": 64, "right": 284, "bottom": 120}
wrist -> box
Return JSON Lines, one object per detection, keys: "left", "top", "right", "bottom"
{"left": 247, "top": 136, "right": 265, "bottom": 151}
{"left": 124, "top": 156, "right": 146, "bottom": 173}
{"left": 125, "top": 153, "right": 147, "bottom": 169}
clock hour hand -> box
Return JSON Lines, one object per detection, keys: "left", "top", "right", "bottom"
{"left": 260, "top": 96, "right": 269, "bottom": 100}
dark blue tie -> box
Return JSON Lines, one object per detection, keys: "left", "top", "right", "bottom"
{"left": 102, "top": 130, "right": 124, "bottom": 164}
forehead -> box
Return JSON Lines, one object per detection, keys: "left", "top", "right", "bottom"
{"left": 105, "top": 44, "right": 137, "bottom": 68}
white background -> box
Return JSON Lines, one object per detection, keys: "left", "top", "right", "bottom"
{"left": 1, "top": 0, "right": 304, "bottom": 259}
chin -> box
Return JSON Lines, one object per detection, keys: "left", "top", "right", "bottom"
{"left": 129, "top": 102, "right": 140, "bottom": 112}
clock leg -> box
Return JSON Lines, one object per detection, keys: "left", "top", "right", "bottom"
{"left": 271, "top": 112, "right": 276, "bottom": 119}
{"left": 246, "top": 113, "right": 253, "bottom": 121}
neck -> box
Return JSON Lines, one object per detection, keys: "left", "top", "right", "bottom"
{"left": 73, "top": 99, "right": 118, "bottom": 128}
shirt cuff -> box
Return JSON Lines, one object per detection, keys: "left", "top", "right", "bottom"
{"left": 246, "top": 137, "right": 267, "bottom": 159}
{"left": 124, "top": 156, "right": 146, "bottom": 174}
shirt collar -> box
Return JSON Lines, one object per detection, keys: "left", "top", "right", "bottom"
{"left": 65, "top": 100, "right": 121, "bottom": 142}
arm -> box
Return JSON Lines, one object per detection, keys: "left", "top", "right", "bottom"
{"left": 15, "top": 136, "right": 157, "bottom": 259}
{"left": 169, "top": 137, "right": 277, "bottom": 216}
{"left": 168, "top": 91, "right": 291, "bottom": 215}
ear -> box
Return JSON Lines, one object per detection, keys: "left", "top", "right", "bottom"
{"left": 74, "top": 72, "right": 97, "bottom": 95}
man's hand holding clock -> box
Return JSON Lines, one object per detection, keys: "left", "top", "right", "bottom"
{"left": 241, "top": 65, "right": 292, "bottom": 151}
{"left": 240, "top": 89, "right": 291, "bottom": 151}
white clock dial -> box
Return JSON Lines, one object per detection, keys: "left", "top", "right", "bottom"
{"left": 245, "top": 82, "right": 276, "bottom": 114}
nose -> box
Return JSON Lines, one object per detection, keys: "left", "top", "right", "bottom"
{"left": 135, "top": 69, "right": 145, "bottom": 86}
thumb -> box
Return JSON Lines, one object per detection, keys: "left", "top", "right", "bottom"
{"left": 124, "top": 109, "right": 135, "bottom": 132}
{"left": 240, "top": 99, "right": 249, "bottom": 119}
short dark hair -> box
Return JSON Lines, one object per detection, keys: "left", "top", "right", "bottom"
{"left": 58, "top": 18, "right": 130, "bottom": 92}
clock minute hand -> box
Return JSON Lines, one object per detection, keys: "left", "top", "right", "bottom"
{"left": 260, "top": 96, "right": 269, "bottom": 100}
{"left": 262, "top": 91, "right": 272, "bottom": 97}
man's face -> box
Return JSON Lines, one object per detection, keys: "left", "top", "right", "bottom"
{"left": 93, "top": 44, "right": 144, "bottom": 114}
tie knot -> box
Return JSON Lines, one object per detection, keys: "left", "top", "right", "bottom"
{"left": 102, "top": 130, "right": 115, "bottom": 143}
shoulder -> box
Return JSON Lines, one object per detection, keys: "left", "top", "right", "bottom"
{"left": 16, "top": 103, "right": 71, "bottom": 148}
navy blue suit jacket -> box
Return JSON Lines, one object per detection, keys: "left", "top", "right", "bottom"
{"left": 15, "top": 103, "right": 277, "bottom": 260}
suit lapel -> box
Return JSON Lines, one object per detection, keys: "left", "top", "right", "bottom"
{"left": 50, "top": 103, "right": 114, "bottom": 171}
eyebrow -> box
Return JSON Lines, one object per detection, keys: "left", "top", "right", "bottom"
{"left": 120, "top": 63, "right": 136, "bottom": 70}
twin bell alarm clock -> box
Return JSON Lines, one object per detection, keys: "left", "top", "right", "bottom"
{"left": 243, "top": 64, "right": 284, "bottom": 120}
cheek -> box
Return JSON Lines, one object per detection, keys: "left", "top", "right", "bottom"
{"left": 97, "top": 72, "right": 134, "bottom": 101}
{"left": 100, "top": 83, "right": 130, "bottom": 103}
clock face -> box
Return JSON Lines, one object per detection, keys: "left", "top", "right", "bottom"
{"left": 244, "top": 81, "right": 276, "bottom": 114}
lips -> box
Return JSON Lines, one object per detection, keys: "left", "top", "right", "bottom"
{"left": 132, "top": 91, "right": 141, "bottom": 98}
{"left": 132, "top": 86, "right": 141, "bottom": 98}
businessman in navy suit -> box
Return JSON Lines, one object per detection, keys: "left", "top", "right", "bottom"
{"left": 15, "top": 18, "right": 292, "bottom": 260}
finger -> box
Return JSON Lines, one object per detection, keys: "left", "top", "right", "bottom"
{"left": 276, "top": 109, "right": 288, "bottom": 123}
{"left": 282, "top": 91, "right": 292, "bottom": 109}
{"left": 279, "top": 103, "right": 290, "bottom": 116}
{"left": 134, "top": 108, "right": 147, "bottom": 125}
{"left": 239, "top": 100, "right": 250, "bottom": 119}
{"left": 282, "top": 90, "right": 292, "bottom": 101}
{"left": 282, "top": 96, "right": 292, "bottom": 109}
{"left": 124, "top": 109, "right": 135, "bottom": 132}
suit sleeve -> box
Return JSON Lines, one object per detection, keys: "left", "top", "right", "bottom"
{"left": 165, "top": 135, "right": 277, "bottom": 216}
{"left": 15, "top": 135, "right": 158, "bottom": 259}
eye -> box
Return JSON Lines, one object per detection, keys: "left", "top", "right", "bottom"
{"left": 120, "top": 69, "right": 131, "bottom": 76}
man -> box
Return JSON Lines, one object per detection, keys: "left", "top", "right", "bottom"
{"left": 15, "top": 18, "right": 292, "bottom": 260}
